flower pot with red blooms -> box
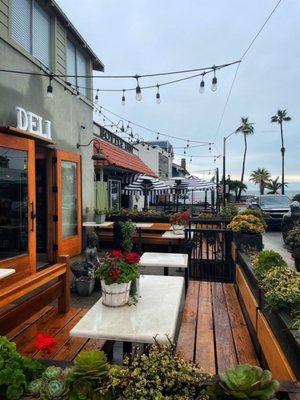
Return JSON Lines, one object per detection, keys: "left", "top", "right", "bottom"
{"left": 95, "top": 250, "right": 140, "bottom": 307}
{"left": 170, "top": 211, "right": 190, "bottom": 235}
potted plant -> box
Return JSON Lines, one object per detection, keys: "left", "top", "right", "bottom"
{"left": 94, "top": 208, "right": 107, "bottom": 224}
{"left": 170, "top": 211, "right": 190, "bottom": 234}
{"left": 228, "top": 213, "right": 265, "bottom": 251}
{"left": 285, "top": 225, "right": 300, "bottom": 271}
{"left": 95, "top": 250, "right": 140, "bottom": 307}
{"left": 75, "top": 269, "right": 95, "bottom": 296}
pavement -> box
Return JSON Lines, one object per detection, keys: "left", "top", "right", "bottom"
{"left": 263, "top": 231, "right": 295, "bottom": 268}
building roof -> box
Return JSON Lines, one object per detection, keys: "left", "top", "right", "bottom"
{"left": 51, "top": 0, "right": 104, "bottom": 71}
{"left": 94, "top": 139, "right": 157, "bottom": 177}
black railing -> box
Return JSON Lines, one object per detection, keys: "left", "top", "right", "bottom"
{"left": 185, "top": 228, "right": 234, "bottom": 282}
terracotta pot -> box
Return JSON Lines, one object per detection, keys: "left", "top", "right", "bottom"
{"left": 101, "top": 281, "right": 131, "bottom": 307}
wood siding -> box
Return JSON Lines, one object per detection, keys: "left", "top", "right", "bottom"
{"left": 56, "top": 21, "right": 66, "bottom": 75}
{"left": 0, "top": 0, "right": 9, "bottom": 37}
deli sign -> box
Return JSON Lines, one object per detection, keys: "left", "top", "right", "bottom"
{"left": 16, "top": 107, "right": 52, "bottom": 140}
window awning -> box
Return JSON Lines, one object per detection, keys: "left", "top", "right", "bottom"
{"left": 93, "top": 139, "right": 157, "bottom": 177}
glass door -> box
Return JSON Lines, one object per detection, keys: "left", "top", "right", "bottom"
{"left": 55, "top": 150, "right": 82, "bottom": 257}
{"left": 108, "top": 179, "right": 121, "bottom": 210}
{"left": 0, "top": 133, "right": 36, "bottom": 278}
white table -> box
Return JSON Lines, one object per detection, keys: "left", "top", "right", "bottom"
{"left": 82, "top": 221, "right": 114, "bottom": 228}
{"left": 135, "top": 223, "right": 153, "bottom": 229}
{"left": 70, "top": 275, "right": 184, "bottom": 347}
{"left": 0, "top": 268, "right": 15, "bottom": 280}
{"left": 139, "top": 252, "right": 188, "bottom": 289}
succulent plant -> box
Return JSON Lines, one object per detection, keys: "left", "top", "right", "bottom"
{"left": 219, "top": 364, "right": 279, "bottom": 400}
{"left": 43, "top": 366, "right": 63, "bottom": 381}
{"left": 41, "top": 379, "right": 69, "bottom": 400}
{"left": 68, "top": 350, "right": 109, "bottom": 399}
{"left": 27, "top": 378, "right": 43, "bottom": 397}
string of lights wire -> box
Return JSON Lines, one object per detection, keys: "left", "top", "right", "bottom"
{"left": 213, "top": 0, "right": 283, "bottom": 142}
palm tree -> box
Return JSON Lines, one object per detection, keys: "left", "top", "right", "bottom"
{"left": 265, "top": 176, "right": 287, "bottom": 194}
{"left": 271, "top": 109, "right": 291, "bottom": 194}
{"left": 249, "top": 168, "right": 271, "bottom": 195}
{"left": 235, "top": 117, "right": 255, "bottom": 201}
{"left": 229, "top": 180, "right": 247, "bottom": 202}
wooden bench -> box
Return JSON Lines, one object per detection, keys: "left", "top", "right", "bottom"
{"left": 176, "top": 281, "right": 259, "bottom": 375}
{"left": 1, "top": 256, "right": 108, "bottom": 361}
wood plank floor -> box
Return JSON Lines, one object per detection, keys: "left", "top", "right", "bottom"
{"left": 7, "top": 306, "right": 107, "bottom": 362}
{"left": 176, "top": 281, "right": 259, "bottom": 375}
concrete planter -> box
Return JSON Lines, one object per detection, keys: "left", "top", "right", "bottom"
{"left": 75, "top": 276, "right": 95, "bottom": 296}
{"left": 95, "top": 214, "right": 106, "bottom": 224}
{"left": 101, "top": 281, "right": 131, "bottom": 307}
{"left": 172, "top": 224, "right": 185, "bottom": 235}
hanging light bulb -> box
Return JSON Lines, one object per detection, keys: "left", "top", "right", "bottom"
{"left": 199, "top": 76, "right": 205, "bottom": 94}
{"left": 121, "top": 89, "right": 126, "bottom": 106}
{"left": 209, "top": 143, "right": 212, "bottom": 152}
{"left": 76, "top": 87, "right": 80, "bottom": 98}
{"left": 47, "top": 76, "right": 53, "bottom": 98}
{"left": 184, "top": 147, "right": 186, "bottom": 155}
{"left": 156, "top": 85, "right": 161, "bottom": 104}
{"left": 135, "top": 78, "right": 142, "bottom": 101}
{"left": 187, "top": 140, "right": 190, "bottom": 148}
{"left": 190, "top": 156, "right": 192, "bottom": 163}
{"left": 120, "top": 121, "right": 125, "bottom": 132}
{"left": 95, "top": 89, "right": 99, "bottom": 104}
{"left": 157, "top": 132, "right": 160, "bottom": 140}
{"left": 211, "top": 68, "right": 217, "bottom": 92}
{"left": 214, "top": 156, "right": 216, "bottom": 163}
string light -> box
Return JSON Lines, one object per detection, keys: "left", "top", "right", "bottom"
{"left": 209, "top": 143, "right": 212, "bottom": 152}
{"left": 190, "top": 156, "right": 192, "bottom": 163}
{"left": 187, "top": 140, "right": 190, "bottom": 148}
{"left": 184, "top": 147, "right": 186, "bottom": 155}
{"left": 121, "top": 89, "right": 126, "bottom": 106}
{"left": 95, "top": 89, "right": 99, "bottom": 104}
{"left": 46, "top": 75, "right": 53, "bottom": 98}
{"left": 76, "top": 87, "right": 80, "bottom": 98}
{"left": 135, "top": 77, "right": 142, "bottom": 101}
{"left": 211, "top": 67, "right": 217, "bottom": 92}
{"left": 156, "top": 85, "right": 161, "bottom": 104}
{"left": 199, "top": 76, "right": 205, "bottom": 94}
{"left": 156, "top": 132, "right": 160, "bottom": 140}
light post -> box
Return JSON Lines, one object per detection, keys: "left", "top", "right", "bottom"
{"left": 222, "top": 132, "right": 235, "bottom": 207}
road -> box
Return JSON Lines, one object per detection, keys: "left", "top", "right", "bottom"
{"left": 263, "top": 231, "right": 294, "bottom": 268}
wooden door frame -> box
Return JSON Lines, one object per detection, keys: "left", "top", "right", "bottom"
{"left": 55, "top": 150, "right": 82, "bottom": 258}
{"left": 0, "top": 132, "right": 36, "bottom": 282}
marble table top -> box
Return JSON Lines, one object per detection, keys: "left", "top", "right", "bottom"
{"left": 161, "top": 230, "right": 185, "bottom": 239}
{"left": 70, "top": 275, "right": 184, "bottom": 344}
{"left": 135, "top": 223, "right": 154, "bottom": 228}
{"left": 139, "top": 252, "right": 188, "bottom": 268}
{"left": 82, "top": 221, "right": 114, "bottom": 228}
{"left": 0, "top": 268, "right": 15, "bottom": 280}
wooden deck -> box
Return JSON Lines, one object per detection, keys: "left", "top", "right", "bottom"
{"left": 176, "top": 281, "right": 259, "bottom": 375}
{"left": 6, "top": 306, "right": 107, "bottom": 362}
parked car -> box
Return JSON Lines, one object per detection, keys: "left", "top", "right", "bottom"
{"left": 282, "top": 201, "right": 300, "bottom": 243}
{"left": 248, "top": 194, "right": 291, "bottom": 228}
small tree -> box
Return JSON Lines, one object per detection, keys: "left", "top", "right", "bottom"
{"left": 265, "top": 177, "right": 287, "bottom": 194}
{"left": 249, "top": 168, "right": 271, "bottom": 195}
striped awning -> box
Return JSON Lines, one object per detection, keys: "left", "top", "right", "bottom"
{"left": 122, "top": 174, "right": 171, "bottom": 195}
{"left": 168, "top": 175, "right": 216, "bottom": 192}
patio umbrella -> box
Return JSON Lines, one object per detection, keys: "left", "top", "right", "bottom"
{"left": 122, "top": 174, "right": 171, "bottom": 210}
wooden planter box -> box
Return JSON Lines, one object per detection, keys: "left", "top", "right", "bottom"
{"left": 106, "top": 215, "right": 170, "bottom": 223}
{"left": 236, "top": 250, "right": 300, "bottom": 381}
{"left": 233, "top": 232, "right": 263, "bottom": 251}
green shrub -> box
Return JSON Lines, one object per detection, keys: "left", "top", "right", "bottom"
{"left": 292, "top": 194, "right": 300, "bottom": 202}
{"left": 261, "top": 267, "right": 300, "bottom": 311}
{"left": 228, "top": 214, "right": 266, "bottom": 234}
{"left": 0, "top": 336, "right": 44, "bottom": 400}
{"left": 218, "top": 203, "right": 238, "bottom": 220}
{"left": 253, "top": 250, "right": 287, "bottom": 278}
{"left": 239, "top": 209, "right": 267, "bottom": 229}
{"left": 286, "top": 225, "right": 300, "bottom": 248}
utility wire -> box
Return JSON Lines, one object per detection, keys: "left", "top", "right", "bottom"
{"left": 213, "top": 0, "right": 283, "bottom": 142}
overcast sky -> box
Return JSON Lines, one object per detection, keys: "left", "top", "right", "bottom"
{"left": 58, "top": 0, "right": 300, "bottom": 190}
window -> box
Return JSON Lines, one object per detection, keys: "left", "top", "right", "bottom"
{"left": 108, "top": 180, "right": 121, "bottom": 210}
{"left": 66, "top": 39, "right": 88, "bottom": 96}
{"left": 61, "top": 161, "right": 78, "bottom": 238}
{"left": 11, "top": 0, "right": 51, "bottom": 67}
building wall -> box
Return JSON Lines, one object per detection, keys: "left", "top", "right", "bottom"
{"left": 0, "top": 17, "right": 95, "bottom": 214}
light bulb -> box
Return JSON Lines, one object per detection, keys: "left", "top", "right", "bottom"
{"left": 136, "top": 85, "right": 142, "bottom": 101}
{"left": 46, "top": 76, "right": 53, "bottom": 98}
{"left": 95, "top": 90, "right": 99, "bottom": 104}
{"left": 199, "top": 79, "right": 205, "bottom": 94}
{"left": 121, "top": 95, "right": 126, "bottom": 106}
{"left": 211, "top": 76, "right": 217, "bottom": 92}
{"left": 156, "top": 92, "right": 161, "bottom": 104}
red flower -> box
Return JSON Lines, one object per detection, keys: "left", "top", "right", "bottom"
{"left": 35, "top": 333, "right": 57, "bottom": 354}
{"left": 111, "top": 250, "right": 124, "bottom": 259}
{"left": 124, "top": 252, "right": 140, "bottom": 264}
{"left": 109, "top": 267, "right": 121, "bottom": 283}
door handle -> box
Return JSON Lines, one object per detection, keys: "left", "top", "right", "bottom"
{"left": 30, "top": 202, "right": 36, "bottom": 232}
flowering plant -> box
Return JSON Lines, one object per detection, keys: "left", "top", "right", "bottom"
{"left": 35, "top": 333, "right": 57, "bottom": 354}
{"left": 169, "top": 211, "right": 190, "bottom": 226}
{"left": 228, "top": 214, "right": 265, "bottom": 234}
{"left": 95, "top": 250, "right": 140, "bottom": 285}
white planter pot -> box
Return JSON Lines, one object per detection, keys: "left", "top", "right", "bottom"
{"left": 95, "top": 214, "right": 106, "bottom": 224}
{"left": 172, "top": 224, "right": 185, "bottom": 235}
{"left": 101, "top": 280, "right": 131, "bottom": 307}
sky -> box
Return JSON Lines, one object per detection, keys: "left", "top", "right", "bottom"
{"left": 58, "top": 0, "right": 300, "bottom": 190}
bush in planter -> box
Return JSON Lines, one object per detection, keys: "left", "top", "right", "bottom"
{"left": 239, "top": 209, "right": 267, "bottom": 230}
{"left": 228, "top": 214, "right": 266, "bottom": 234}
{"left": 218, "top": 203, "right": 238, "bottom": 221}
{"left": 170, "top": 211, "right": 190, "bottom": 226}
{"left": 253, "top": 250, "right": 287, "bottom": 278}
{"left": 0, "top": 336, "right": 44, "bottom": 400}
